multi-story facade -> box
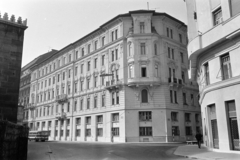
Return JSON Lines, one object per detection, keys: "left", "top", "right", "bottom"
{"left": 186, "top": 0, "right": 240, "bottom": 151}
{"left": 19, "top": 49, "right": 58, "bottom": 125}
{"left": 0, "top": 13, "right": 27, "bottom": 123}
{"left": 25, "top": 10, "right": 200, "bottom": 142}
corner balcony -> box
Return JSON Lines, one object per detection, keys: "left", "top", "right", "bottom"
{"left": 168, "top": 77, "right": 184, "bottom": 88}
{"left": 105, "top": 79, "right": 123, "bottom": 90}
{"left": 56, "top": 112, "right": 67, "bottom": 120}
{"left": 127, "top": 77, "right": 161, "bottom": 87}
{"left": 55, "top": 94, "right": 68, "bottom": 104}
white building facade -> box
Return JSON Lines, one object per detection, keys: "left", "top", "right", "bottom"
{"left": 26, "top": 10, "right": 201, "bottom": 143}
{"left": 186, "top": 0, "right": 240, "bottom": 151}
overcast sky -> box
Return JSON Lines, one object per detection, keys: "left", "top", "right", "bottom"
{"left": 1, "top": 0, "right": 187, "bottom": 67}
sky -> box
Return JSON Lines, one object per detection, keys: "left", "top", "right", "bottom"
{"left": 1, "top": 0, "right": 187, "bottom": 67}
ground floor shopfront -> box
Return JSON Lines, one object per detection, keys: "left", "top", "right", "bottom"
{"left": 27, "top": 108, "right": 201, "bottom": 143}
{"left": 201, "top": 80, "right": 240, "bottom": 151}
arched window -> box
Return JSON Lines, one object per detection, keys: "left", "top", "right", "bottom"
{"left": 141, "top": 89, "right": 148, "bottom": 103}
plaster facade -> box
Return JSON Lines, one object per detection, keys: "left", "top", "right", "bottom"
{"left": 186, "top": 0, "right": 240, "bottom": 151}
{"left": 25, "top": 10, "right": 200, "bottom": 143}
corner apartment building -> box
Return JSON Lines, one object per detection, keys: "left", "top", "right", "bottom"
{"left": 0, "top": 13, "right": 27, "bottom": 123}
{"left": 186, "top": 0, "right": 240, "bottom": 151}
{"left": 25, "top": 10, "right": 201, "bottom": 142}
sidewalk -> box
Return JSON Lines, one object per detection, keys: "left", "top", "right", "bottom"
{"left": 174, "top": 145, "right": 240, "bottom": 160}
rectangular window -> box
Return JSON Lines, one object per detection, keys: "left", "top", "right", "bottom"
{"left": 97, "top": 128, "right": 103, "bottom": 137}
{"left": 112, "top": 127, "right": 119, "bottom": 136}
{"left": 74, "top": 100, "right": 77, "bottom": 111}
{"left": 174, "top": 91, "right": 177, "bottom": 103}
{"left": 182, "top": 71, "right": 185, "bottom": 83}
{"left": 94, "top": 58, "right": 97, "bottom": 68}
{"left": 86, "top": 117, "right": 91, "bottom": 125}
{"left": 68, "top": 69, "right": 71, "bottom": 78}
{"left": 75, "top": 67, "right": 78, "bottom": 76}
{"left": 82, "top": 48, "right": 84, "bottom": 57}
{"left": 140, "top": 43, "right": 146, "bottom": 55}
{"left": 111, "top": 31, "right": 114, "bottom": 41}
{"left": 74, "top": 82, "right": 77, "bottom": 93}
{"left": 171, "top": 48, "right": 174, "bottom": 59}
{"left": 60, "top": 130, "right": 63, "bottom": 137}
{"left": 115, "top": 29, "right": 118, "bottom": 39}
{"left": 94, "top": 96, "right": 97, "bottom": 108}
{"left": 183, "top": 93, "right": 187, "bottom": 105}
{"left": 179, "top": 34, "right": 182, "bottom": 43}
{"left": 102, "top": 94, "right": 105, "bottom": 107}
{"left": 170, "top": 29, "right": 173, "bottom": 39}
{"left": 213, "top": 7, "right": 222, "bottom": 26}
{"left": 204, "top": 63, "right": 210, "bottom": 85}
{"left": 180, "top": 52, "right": 184, "bottom": 63}
{"left": 102, "top": 55, "right": 105, "bottom": 66}
{"left": 80, "top": 81, "right": 83, "bottom": 91}
{"left": 185, "top": 113, "right": 191, "bottom": 122}
{"left": 112, "top": 50, "right": 114, "bottom": 62}
{"left": 140, "top": 22, "right": 145, "bottom": 33}
{"left": 191, "top": 94, "right": 194, "bottom": 105}
{"left": 87, "top": 61, "right": 90, "bottom": 71}
{"left": 139, "top": 127, "right": 152, "bottom": 136}
{"left": 68, "top": 84, "right": 70, "bottom": 94}
{"left": 116, "top": 91, "right": 119, "bottom": 104}
{"left": 76, "top": 129, "right": 81, "bottom": 137}
{"left": 80, "top": 99, "right": 83, "bottom": 110}
{"left": 172, "top": 126, "right": 180, "bottom": 136}
{"left": 171, "top": 112, "right": 178, "bottom": 121}
{"left": 75, "top": 51, "right": 78, "bottom": 59}
{"left": 195, "top": 114, "right": 200, "bottom": 123}
{"left": 166, "top": 28, "right": 169, "bottom": 37}
{"left": 94, "top": 40, "right": 98, "bottom": 50}
{"left": 112, "top": 113, "right": 119, "bottom": 122}
{"left": 230, "top": 0, "right": 240, "bottom": 17}
{"left": 67, "top": 119, "right": 70, "bottom": 126}
{"left": 141, "top": 67, "right": 147, "bottom": 77}
{"left": 87, "top": 79, "right": 90, "bottom": 89}
{"left": 69, "top": 54, "right": 72, "bottom": 62}
{"left": 139, "top": 111, "right": 152, "bottom": 121}
{"left": 186, "top": 126, "right": 192, "bottom": 135}
{"left": 115, "top": 49, "right": 118, "bottom": 60}
{"left": 168, "top": 47, "right": 171, "bottom": 58}
{"left": 86, "top": 129, "right": 91, "bottom": 137}
{"left": 112, "top": 92, "right": 115, "bottom": 105}
{"left": 102, "top": 36, "right": 105, "bottom": 46}
{"left": 67, "top": 102, "right": 70, "bottom": 112}
{"left": 76, "top": 118, "right": 81, "bottom": 125}
{"left": 94, "top": 76, "right": 97, "bottom": 87}
{"left": 170, "top": 90, "right": 173, "bottom": 103}
{"left": 221, "top": 54, "right": 232, "bottom": 80}
{"left": 81, "top": 64, "right": 84, "bottom": 74}
{"left": 87, "top": 97, "right": 90, "bottom": 109}
{"left": 97, "top": 115, "right": 103, "bottom": 123}
{"left": 88, "top": 44, "right": 91, "bottom": 54}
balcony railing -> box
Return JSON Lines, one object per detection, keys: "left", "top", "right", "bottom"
{"left": 28, "top": 103, "right": 35, "bottom": 110}
{"left": 55, "top": 94, "right": 68, "bottom": 103}
{"left": 105, "top": 79, "right": 122, "bottom": 90}
{"left": 55, "top": 112, "right": 67, "bottom": 120}
{"left": 168, "top": 77, "right": 184, "bottom": 87}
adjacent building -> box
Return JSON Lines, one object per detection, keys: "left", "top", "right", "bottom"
{"left": 19, "top": 49, "right": 58, "bottom": 125}
{"left": 186, "top": 0, "right": 240, "bottom": 151}
{"left": 0, "top": 13, "right": 27, "bottom": 123}
{"left": 24, "top": 10, "right": 201, "bottom": 142}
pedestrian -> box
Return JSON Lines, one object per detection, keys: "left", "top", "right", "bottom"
{"left": 195, "top": 132, "right": 203, "bottom": 148}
